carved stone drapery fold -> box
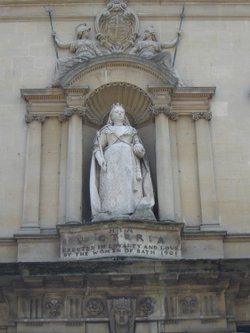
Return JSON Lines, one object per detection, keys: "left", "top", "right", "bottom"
{"left": 192, "top": 111, "right": 212, "bottom": 121}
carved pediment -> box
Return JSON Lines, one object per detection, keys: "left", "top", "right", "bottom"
{"left": 52, "top": 0, "right": 183, "bottom": 87}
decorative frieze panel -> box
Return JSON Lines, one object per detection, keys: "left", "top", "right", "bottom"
{"left": 66, "top": 296, "right": 83, "bottom": 319}
{"left": 45, "top": 297, "right": 64, "bottom": 318}
{"left": 179, "top": 296, "right": 199, "bottom": 315}
{"left": 201, "top": 294, "right": 217, "bottom": 316}
{"left": 86, "top": 298, "right": 105, "bottom": 317}
{"left": 16, "top": 291, "right": 222, "bottom": 327}
{"left": 165, "top": 294, "right": 177, "bottom": 318}
{"left": 108, "top": 297, "right": 136, "bottom": 333}
{"left": 165, "top": 293, "right": 221, "bottom": 319}
{"left": 137, "top": 297, "right": 156, "bottom": 317}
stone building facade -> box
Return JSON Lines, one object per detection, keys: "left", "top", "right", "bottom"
{"left": 0, "top": 0, "right": 250, "bottom": 333}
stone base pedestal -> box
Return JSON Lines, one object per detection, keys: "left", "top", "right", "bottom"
{"left": 58, "top": 221, "right": 183, "bottom": 260}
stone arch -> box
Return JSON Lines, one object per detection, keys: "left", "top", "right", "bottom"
{"left": 59, "top": 54, "right": 177, "bottom": 91}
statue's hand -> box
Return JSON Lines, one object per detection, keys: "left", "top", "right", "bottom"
{"left": 95, "top": 152, "right": 107, "bottom": 171}
{"left": 100, "top": 159, "right": 107, "bottom": 172}
{"left": 133, "top": 143, "right": 145, "bottom": 158}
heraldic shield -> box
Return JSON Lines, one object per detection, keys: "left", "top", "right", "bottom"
{"left": 95, "top": 0, "right": 139, "bottom": 52}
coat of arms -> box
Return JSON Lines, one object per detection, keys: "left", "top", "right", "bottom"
{"left": 95, "top": 0, "right": 139, "bottom": 52}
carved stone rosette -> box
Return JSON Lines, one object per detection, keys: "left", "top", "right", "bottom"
{"left": 107, "top": 297, "right": 136, "bottom": 333}
{"left": 138, "top": 297, "right": 156, "bottom": 316}
{"left": 86, "top": 298, "right": 105, "bottom": 317}
{"left": 95, "top": 0, "right": 139, "bottom": 52}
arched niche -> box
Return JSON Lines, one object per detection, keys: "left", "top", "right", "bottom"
{"left": 85, "top": 82, "right": 152, "bottom": 127}
{"left": 58, "top": 55, "right": 173, "bottom": 221}
{"left": 81, "top": 81, "right": 158, "bottom": 221}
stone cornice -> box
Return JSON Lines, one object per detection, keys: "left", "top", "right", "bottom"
{"left": 21, "top": 88, "right": 66, "bottom": 114}
{"left": 1, "top": 1, "right": 250, "bottom": 6}
{"left": 148, "top": 86, "right": 215, "bottom": 116}
{"left": 21, "top": 88, "right": 65, "bottom": 102}
{"left": 147, "top": 86, "right": 216, "bottom": 99}
{"left": 0, "top": 259, "right": 250, "bottom": 278}
{"left": 21, "top": 86, "right": 215, "bottom": 121}
{"left": 2, "top": 3, "right": 250, "bottom": 23}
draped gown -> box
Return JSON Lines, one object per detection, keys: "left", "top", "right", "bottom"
{"left": 90, "top": 124, "right": 155, "bottom": 220}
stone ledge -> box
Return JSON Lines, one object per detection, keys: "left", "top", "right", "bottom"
{"left": 0, "top": 259, "right": 250, "bottom": 277}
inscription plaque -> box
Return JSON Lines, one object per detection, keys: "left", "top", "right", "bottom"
{"left": 59, "top": 222, "right": 182, "bottom": 260}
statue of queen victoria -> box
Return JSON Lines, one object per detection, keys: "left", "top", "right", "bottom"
{"left": 90, "top": 104, "right": 155, "bottom": 221}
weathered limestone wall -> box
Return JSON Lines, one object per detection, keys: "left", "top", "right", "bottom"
{"left": 0, "top": 1, "right": 250, "bottom": 261}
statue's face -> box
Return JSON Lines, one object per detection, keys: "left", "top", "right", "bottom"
{"left": 114, "top": 308, "right": 129, "bottom": 326}
{"left": 111, "top": 106, "right": 125, "bottom": 123}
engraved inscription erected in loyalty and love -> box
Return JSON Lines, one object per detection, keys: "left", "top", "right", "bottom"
{"left": 61, "top": 225, "right": 181, "bottom": 260}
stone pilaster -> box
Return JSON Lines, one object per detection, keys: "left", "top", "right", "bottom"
{"left": 192, "top": 111, "right": 219, "bottom": 230}
{"left": 21, "top": 114, "right": 45, "bottom": 232}
{"left": 153, "top": 97, "right": 178, "bottom": 221}
{"left": 57, "top": 117, "right": 68, "bottom": 225}
{"left": 64, "top": 107, "right": 86, "bottom": 224}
